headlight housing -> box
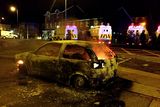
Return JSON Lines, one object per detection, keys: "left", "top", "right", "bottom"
{"left": 17, "top": 60, "right": 24, "bottom": 65}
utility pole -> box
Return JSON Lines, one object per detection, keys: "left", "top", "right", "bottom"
{"left": 120, "top": 7, "right": 133, "bottom": 22}
{"left": 27, "top": 24, "right": 29, "bottom": 39}
{"left": 50, "top": 0, "right": 57, "bottom": 12}
{"left": 65, "top": 0, "right": 67, "bottom": 21}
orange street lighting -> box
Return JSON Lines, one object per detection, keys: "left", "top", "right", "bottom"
{"left": 10, "top": 6, "right": 18, "bottom": 24}
{"left": 10, "top": 6, "right": 16, "bottom": 12}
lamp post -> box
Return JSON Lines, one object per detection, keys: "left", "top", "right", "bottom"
{"left": 0, "top": 17, "right": 5, "bottom": 23}
{"left": 65, "top": 0, "right": 67, "bottom": 20}
{"left": 10, "top": 6, "right": 20, "bottom": 38}
{"left": 10, "top": 6, "right": 18, "bottom": 25}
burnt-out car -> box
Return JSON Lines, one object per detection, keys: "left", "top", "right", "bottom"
{"left": 15, "top": 40, "right": 118, "bottom": 88}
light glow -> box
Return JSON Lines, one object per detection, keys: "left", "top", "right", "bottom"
{"left": 90, "top": 26, "right": 94, "bottom": 28}
{"left": 99, "top": 24, "right": 112, "bottom": 40}
{"left": 1, "top": 17, "right": 4, "bottom": 20}
{"left": 127, "top": 24, "right": 145, "bottom": 35}
{"left": 10, "top": 6, "right": 17, "bottom": 12}
{"left": 156, "top": 25, "right": 160, "bottom": 36}
{"left": 93, "top": 62, "right": 99, "bottom": 68}
{"left": 65, "top": 25, "right": 78, "bottom": 40}
{"left": 56, "top": 25, "right": 60, "bottom": 28}
{"left": 17, "top": 60, "right": 24, "bottom": 65}
{"left": 98, "top": 41, "right": 104, "bottom": 44}
{"left": 108, "top": 41, "right": 111, "bottom": 44}
{"left": 156, "top": 25, "right": 160, "bottom": 33}
{"left": 140, "top": 22, "right": 146, "bottom": 26}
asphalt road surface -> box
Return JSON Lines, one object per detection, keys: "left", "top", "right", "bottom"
{"left": 0, "top": 39, "right": 160, "bottom": 107}
{"left": 0, "top": 39, "right": 127, "bottom": 107}
{"left": 111, "top": 46, "right": 160, "bottom": 106}
{"left": 0, "top": 56, "right": 129, "bottom": 107}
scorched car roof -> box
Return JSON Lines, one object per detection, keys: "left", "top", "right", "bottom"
{"left": 46, "top": 40, "right": 101, "bottom": 47}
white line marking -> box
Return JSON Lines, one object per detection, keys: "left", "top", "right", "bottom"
{"left": 121, "top": 48, "right": 134, "bottom": 55}
{"left": 119, "top": 58, "right": 132, "bottom": 64}
{"left": 142, "top": 50, "right": 160, "bottom": 57}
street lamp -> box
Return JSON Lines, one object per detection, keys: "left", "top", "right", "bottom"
{"left": 10, "top": 6, "right": 18, "bottom": 24}
{"left": 0, "top": 17, "right": 5, "bottom": 23}
{"left": 1, "top": 17, "right": 4, "bottom": 20}
{"left": 10, "top": 6, "right": 20, "bottom": 38}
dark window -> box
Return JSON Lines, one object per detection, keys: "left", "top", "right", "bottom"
{"left": 35, "top": 43, "right": 62, "bottom": 57}
{"left": 63, "top": 45, "right": 91, "bottom": 61}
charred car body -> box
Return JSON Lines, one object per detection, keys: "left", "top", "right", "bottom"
{"left": 15, "top": 40, "right": 118, "bottom": 88}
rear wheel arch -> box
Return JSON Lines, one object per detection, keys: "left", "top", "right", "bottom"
{"left": 70, "top": 72, "right": 88, "bottom": 80}
{"left": 69, "top": 72, "right": 89, "bottom": 89}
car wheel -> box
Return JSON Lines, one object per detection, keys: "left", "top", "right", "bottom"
{"left": 72, "top": 75, "right": 87, "bottom": 89}
{"left": 19, "top": 65, "right": 28, "bottom": 76}
{"left": 18, "top": 65, "right": 28, "bottom": 85}
{"left": 2, "top": 36, "right": 6, "bottom": 39}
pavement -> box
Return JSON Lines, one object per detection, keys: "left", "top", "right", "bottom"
{"left": 0, "top": 55, "right": 14, "bottom": 59}
{"left": 116, "top": 53, "right": 160, "bottom": 106}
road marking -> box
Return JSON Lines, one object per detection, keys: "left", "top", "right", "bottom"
{"left": 142, "top": 50, "right": 160, "bottom": 57}
{"left": 149, "top": 99, "right": 160, "bottom": 107}
{"left": 121, "top": 48, "right": 134, "bottom": 55}
{"left": 128, "top": 82, "right": 160, "bottom": 99}
{"left": 119, "top": 58, "right": 132, "bottom": 64}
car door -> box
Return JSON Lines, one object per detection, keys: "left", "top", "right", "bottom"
{"left": 29, "top": 42, "right": 62, "bottom": 79}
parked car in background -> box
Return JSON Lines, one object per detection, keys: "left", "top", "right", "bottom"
{"left": 0, "top": 30, "right": 18, "bottom": 39}
{"left": 15, "top": 40, "right": 118, "bottom": 89}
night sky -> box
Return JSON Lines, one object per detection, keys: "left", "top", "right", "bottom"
{"left": 0, "top": 0, "right": 160, "bottom": 25}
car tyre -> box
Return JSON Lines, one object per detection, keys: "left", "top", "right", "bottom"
{"left": 101, "top": 100, "right": 125, "bottom": 107}
{"left": 18, "top": 65, "right": 28, "bottom": 80}
{"left": 19, "top": 65, "right": 27, "bottom": 75}
{"left": 2, "top": 36, "right": 6, "bottom": 39}
{"left": 18, "top": 65, "right": 28, "bottom": 85}
{"left": 72, "top": 75, "right": 87, "bottom": 89}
